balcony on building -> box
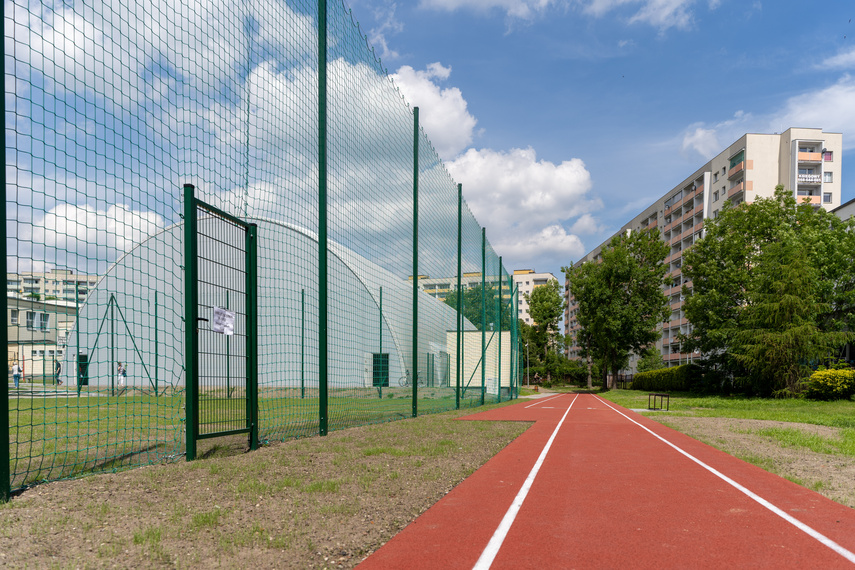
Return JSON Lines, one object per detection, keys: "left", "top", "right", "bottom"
{"left": 798, "top": 151, "right": 822, "bottom": 164}
{"left": 727, "top": 160, "right": 744, "bottom": 180}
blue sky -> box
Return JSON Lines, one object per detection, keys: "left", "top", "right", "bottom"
{"left": 349, "top": 0, "right": 855, "bottom": 280}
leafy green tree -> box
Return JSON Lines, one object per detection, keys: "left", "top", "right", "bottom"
{"left": 636, "top": 347, "right": 667, "bottom": 373}
{"left": 512, "top": 280, "right": 565, "bottom": 383}
{"left": 564, "top": 228, "right": 670, "bottom": 389}
{"left": 683, "top": 189, "right": 855, "bottom": 394}
{"left": 443, "top": 283, "right": 512, "bottom": 331}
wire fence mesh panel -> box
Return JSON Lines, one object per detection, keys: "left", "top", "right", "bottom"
{"left": 4, "top": 0, "right": 519, "bottom": 495}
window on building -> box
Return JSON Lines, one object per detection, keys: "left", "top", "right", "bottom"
{"left": 824, "top": 172, "right": 833, "bottom": 183}
{"left": 10, "top": 309, "right": 18, "bottom": 324}
{"left": 26, "top": 311, "right": 50, "bottom": 331}
{"left": 713, "top": 209, "right": 719, "bottom": 219}
{"left": 713, "top": 172, "right": 719, "bottom": 182}
{"left": 823, "top": 151, "right": 833, "bottom": 162}
{"left": 823, "top": 193, "right": 832, "bottom": 204}
{"left": 713, "top": 190, "right": 719, "bottom": 201}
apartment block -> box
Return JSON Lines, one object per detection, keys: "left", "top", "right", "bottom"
{"left": 513, "top": 269, "right": 558, "bottom": 325}
{"left": 565, "top": 127, "right": 843, "bottom": 371}
{"left": 7, "top": 269, "right": 98, "bottom": 303}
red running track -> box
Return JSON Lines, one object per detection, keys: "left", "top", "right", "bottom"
{"left": 359, "top": 393, "right": 855, "bottom": 569}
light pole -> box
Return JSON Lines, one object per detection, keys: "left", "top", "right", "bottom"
{"left": 525, "top": 342, "right": 530, "bottom": 387}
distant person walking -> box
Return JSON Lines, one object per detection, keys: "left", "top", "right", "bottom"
{"left": 54, "top": 359, "right": 62, "bottom": 386}
{"left": 12, "top": 361, "right": 22, "bottom": 389}
{"left": 117, "top": 361, "right": 127, "bottom": 392}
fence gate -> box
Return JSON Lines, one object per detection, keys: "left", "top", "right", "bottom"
{"left": 183, "top": 184, "right": 258, "bottom": 460}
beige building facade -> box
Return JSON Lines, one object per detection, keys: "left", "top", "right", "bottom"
{"left": 565, "top": 127, "right": 843, "bottom": 371}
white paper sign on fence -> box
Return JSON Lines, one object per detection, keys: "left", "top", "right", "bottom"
{"left": 212, "top": 306, "right": 235, "bottom": 335}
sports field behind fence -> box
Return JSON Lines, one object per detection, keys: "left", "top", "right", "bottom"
{"left": 3, "top": 0, "right": 520, "bottom": 499}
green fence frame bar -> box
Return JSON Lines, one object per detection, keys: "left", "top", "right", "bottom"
{"left": 411, "top": 107, "right": 419, "bottom": 417}
{"left": 317, "top": 0, "right": 329, "bottom": 436}
{"left": 1, "top": 12, "right": 9, "bottom": 498}
{"left": 183, "top": 183, "right": 199, "bottom": 461}
{"left": 301, "top": 289, "right": 306, "bottom": 399}
{"left": 480, "top": 227, "right": 486, "bottom": 406}
{"left": 378, "top": 286, "right": 383, "bottom": 398}
{"left": 498, "top": 257, "right": 503, "bottom": 402}
{"left": 455, "top": 184, "right": 463, "bottom": 409}
{"left": 246, "top": 224, "right": 259, "bottom": 450}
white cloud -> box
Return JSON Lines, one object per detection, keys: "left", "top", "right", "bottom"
{"left": 19, "top": 203, "right": 165, "bottom": 274}
{"left": 496, "top": 224, "right": 587, "bottom": 265}
{"left": 419, "top": 0, "right": 557, "bottom": 19}
{"left": 680, "top": 111, "right": 751, "bottom": 159}
{"left": 391, "top": 63, "right": 477, "bottom": 159}
{"left": 769, "top": 75, "right": 855, "bottom": 147}
{"left": 817, "top": 47, "right": 855, "bottom": 71}
{"left": 447, "top": 147, "right": 599, "bottom": 268}
{"left": 628, "top": 0, "right": 694, "bottom": 31}
{"left": 581, "top": 0, "right": 697, "bottom": 31}
{"left": 681, "top": 127, "right": 720, "bottom": 158}
{"left": 368, "top": 2, "right": 405, "bottom": 62}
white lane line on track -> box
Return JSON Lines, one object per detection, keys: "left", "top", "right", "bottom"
{"left": 597, "top": 396, "right": 855, "bottom": 565}
{"left": 524, "top": 394, "right": 565, "bottom": 408}
{"left": 473, "top": 394, "right": 579, "bottom": 570}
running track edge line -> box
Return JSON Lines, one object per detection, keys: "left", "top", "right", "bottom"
{"left": 472, "top": 394, "right": 579, "bottom": 570}
{"left": 596, "top": 396, "right": 855, "bottom": 565}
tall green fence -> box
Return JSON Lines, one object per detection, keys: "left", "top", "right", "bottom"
{"left": 2, "top": 0, "right": 520, "bottom": 499}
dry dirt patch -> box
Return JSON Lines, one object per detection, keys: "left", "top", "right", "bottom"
{"left": 658, "top": 416, "right": 855, "bottom": 509}
{"left": 0, "top": 408, "right": 528, "bottom": 569}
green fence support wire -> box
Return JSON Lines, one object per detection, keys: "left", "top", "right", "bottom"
{"left": 411, "top": 107, "right": 419, "bottom": 418}
{"left": 317, "top": 0, "right": 329, "bottom": 437}
{"left": 183, "top": 183, "right": 199, "bottom": 462}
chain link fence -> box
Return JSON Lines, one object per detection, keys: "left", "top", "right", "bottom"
{"left": 3, "top": 0, "right": 519, "bottom": 498}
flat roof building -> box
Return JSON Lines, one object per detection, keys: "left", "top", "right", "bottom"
{"left": 565, "top": 127, "right": 843, "bottom": 371}
{"left": 513, "top": 269, "right": 558, "bottom": 326}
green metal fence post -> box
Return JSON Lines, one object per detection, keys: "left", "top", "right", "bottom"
{"left": 246, "top": 223, "right": 259, "bottom": 451}
{"left": 378, "top": 286, "right": 383, "bottom": 399}
{"left": 154, "top": 291, "right": 159, "bottom": 397}
{"left": 110, "top": 300, "right": 115, "bottom": 396}
{"left": 411, "top": 107, "right": 419, "bottom": 417}
{"left": 301, "top": 289, "right": 305, "bottom": 399}
{"left": 226, "top": 290, "right": 231, "bottom": 399}
{"left": 480, "top": 227, "right": 486, "bottom": 406}
{"left": 183, "top": 183, "right": 198, "bottom": 461}
{"left": 1, "top": 26, "right": 9, "bottom": 498}
{"left": 455, "top": 184, "right": 462, "bottom": 410}
{"left": 498, "top": 257, "right": 502, "bottom": 403}
{"left": 317, "top": 0, "right": 329, "bottom": 436}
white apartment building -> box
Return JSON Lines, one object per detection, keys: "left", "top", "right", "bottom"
{"left": 7, "top": 269, "right": 98, "bottom": 303}
{"left": 565, "top": 127, "right": 843, "bottom": 371}
{"left": 514, "top": 269, "right": 558, "bottom": 325}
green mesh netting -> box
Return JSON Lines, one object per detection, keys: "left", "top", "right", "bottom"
{"left": 3, "top": 0, "right": 520, "bottom": 495}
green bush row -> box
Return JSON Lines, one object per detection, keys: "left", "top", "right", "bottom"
{"left": 801, "top": 369, "right": 855, "bottom": 401}
{"left": 630, "top": 364, "right": 702, "bottom": 392}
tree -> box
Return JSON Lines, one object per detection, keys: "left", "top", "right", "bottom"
{"left": 682, "top": 187, "right": 855, "bottom": 394}
{"left": 521, "top": 279, "right": 565, "bottom": 382}
{"left": 443, "top": 284, "right": 512, "bottom": 331}
{"left": 636, "top": 347, "right": 667, "bottom": 373}
{"left": 564, "top": 228, "right": 670, "bottom": 389}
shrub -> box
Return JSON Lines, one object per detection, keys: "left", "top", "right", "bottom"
{"left": 631, "top": 364, "right": 702, "bottom": 392}
{"left": 801, "top": 369, "right": 855, "bottom": 401}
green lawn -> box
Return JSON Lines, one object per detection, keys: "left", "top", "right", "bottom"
{"left": 599, "top": 389, "right": 855, "bottom": 429}
{"left": 7, "top": 385, "right": 513, "bottom": 491}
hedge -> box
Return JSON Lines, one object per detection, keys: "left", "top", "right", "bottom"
{"left": 631, "top": 364, "right": 702, "bottom": 392}
{"left": 802, "top": 369, "right": 855, "bottom": 401}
